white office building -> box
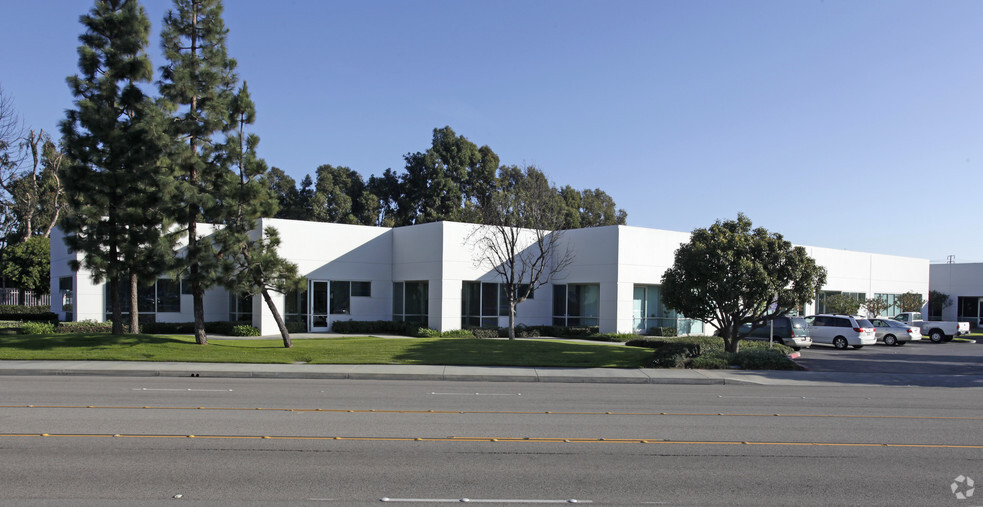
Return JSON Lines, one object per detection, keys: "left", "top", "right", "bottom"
{"left": 928, "top": 262, "right": 983, "bottom": 327}
{"left": 50, "top": 219, "right": 930, "bottom": 336}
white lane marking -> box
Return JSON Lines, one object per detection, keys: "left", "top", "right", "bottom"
{"left": 429, "top": 392, "right": 522, "bottom": 396}
{"left": 379, "top": 498, "right": 590, "bottom": 503}
{"left": 132, "top": 388, "right": 233, "bottom": 392}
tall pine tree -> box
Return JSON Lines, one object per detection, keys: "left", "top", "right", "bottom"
{"left": 213, "top": 83, "right": 301, "bottom": 347}
{"left": 159, "top": 0, "right": 239, "bottom": 345}
{"left": 61, "top": 0, "right": 173, "bottom": 335}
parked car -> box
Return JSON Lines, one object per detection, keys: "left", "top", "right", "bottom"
{"left": 738, "top": 316, "right": 813, "bottom": 350}
{"left": 803, "top": 314, "right": 876, "bottom": 350}
{"left": 868, "top": 317, "right": 922, "bottom": 346}
{"left": 890, "top": 312, "right": 970, "bottom": 343}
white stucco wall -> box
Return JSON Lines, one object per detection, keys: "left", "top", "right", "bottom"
{"left": 929, "top": 263, "right": 983, "bottom": 322}
{"left": 258, "top": 218, "right": 393, "bottom": 335}
{"left": 51, "top": 218, "right": 934, "bottom": 336}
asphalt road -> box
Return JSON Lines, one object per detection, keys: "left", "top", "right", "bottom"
{"left": 796, "top": 336, "right": 983, "bottom": 375}
{"left": 2, "top": 376, "right": 982, "bottom": 505}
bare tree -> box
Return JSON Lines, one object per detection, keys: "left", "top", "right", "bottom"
{"left": 0, "top": 85, "right": 26, "bottom": 245}
{"left": 469, "top": 166, "right": 574, "bottom": 339}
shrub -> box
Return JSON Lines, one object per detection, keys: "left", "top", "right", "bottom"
{"left": 690, "top": 351, "right": 734, "bottom": 369}
{"left": 0, "top": 305, "right": 51, "bottom": 314}
{"left": 738, "top": 340, "right": 794, "bottom": 355}
{"left": 21, "top": 321, "right": 56, "bottom": 334}
{"left": 331, "top": 320, "right": 411, "bottom": 335}
{"left": 647, "top": 326, "right": 677, "bottom": 337}
{"left": 586, "top": 333, "right": 639, "bottom": 343}
{"left": 57, "top": 320, "right": 113, "bottom": 333}
{"left": 0, "top": 307, "right": 58, "bottom": 323}
{"left": 470, "top": 328, "right": 499, "bottom": 339}
{"left": 649, "top": 343, "right": 693, "bottom": 368}
{"left": 230, "top": 324, "right": 261, "bottom": 337}
{"left": 732, "top": 348, "right": 802, "bottom": 370}
{"left": 416, "top": 327, "right": 442, "bottom": 338}
{"left": 514, "top": 324, "right": 540, "bottom": 338}
{"left": 285, "top": 321, "right": 307, "bottom": 334}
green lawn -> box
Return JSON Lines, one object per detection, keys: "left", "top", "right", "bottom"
{"left": 0, "top": 333, "right": 653, "bottom": 368}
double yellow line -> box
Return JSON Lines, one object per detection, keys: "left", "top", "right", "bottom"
{"left": 2, "top": 432, "right": 982, "bottom": 449}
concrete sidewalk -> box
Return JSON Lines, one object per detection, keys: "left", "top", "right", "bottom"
{"left": 2, "top": 359, "right": 982, "bottom": 388}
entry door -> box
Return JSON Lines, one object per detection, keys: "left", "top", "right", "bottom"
{"left": 310, "top": 281, "right": 329, "bottom": 331}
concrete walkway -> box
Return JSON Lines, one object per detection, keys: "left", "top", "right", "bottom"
{"left": 2, "top": 359, "right": 982, "bottom": 388}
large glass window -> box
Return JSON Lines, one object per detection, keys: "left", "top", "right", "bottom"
{"left": 874, "top": 293, "right": 900, "bottom": 318}
{"left": 394, "top": 281, "right": 428, "bottom": 324}
{"left": 330, "top": 281, "right": 351, "bottom": 314}
{"left": 552, "top": 284, "right": 600, "bottom": 326}
{"left": 815, "top": 291, "right": 866, "bottom": 314}
{"left": 462, "top": 282, "right": 526, "bottom": 328}
{"left": 229, "top": 293, "right": 252, "bottom": 323}
{"left": 59, "top": 277, "right": 73, "bottom": 320}
{"left": 157, "top": 279, "right": 180, "bottom": 313}
{"left": 285, "top": 288, "right": 308, "bottom": 324}
{"left": 104, "top": 278, "right": 180, "bottom": 322}
{"left": 632, "top": 284, "right": 704, "bottom": 335}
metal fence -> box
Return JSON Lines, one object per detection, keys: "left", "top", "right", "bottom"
{"left": 0, "top": 288, "right": 51, "bottom": 307}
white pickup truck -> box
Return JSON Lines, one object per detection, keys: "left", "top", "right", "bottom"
{"left": 890, "top": 312, "right": 971, "bottom": 343}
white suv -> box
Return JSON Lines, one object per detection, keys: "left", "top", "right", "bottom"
{"left": 804, "top": 314, "right": 876, "bottom": 350}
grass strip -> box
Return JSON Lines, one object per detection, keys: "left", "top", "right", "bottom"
{"left": 0, "top": 333, "right": 651, "bottom": 368}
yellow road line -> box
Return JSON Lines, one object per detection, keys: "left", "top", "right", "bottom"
{"left": 2, "top": 404, "right": 981, "bottom": 421}
{"left": 2, "top": 432, "right": 981, "bottom": 449}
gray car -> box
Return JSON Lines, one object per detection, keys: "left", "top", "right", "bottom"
{"left": 869, "top": 318, "right": 922, "bottom": 346}
{"left": 739, "top": 316, "right": 813, "bottom": 350}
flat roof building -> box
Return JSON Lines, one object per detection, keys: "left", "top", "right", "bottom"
{"left": 50, "top": 219, "right": 931, "bottom": 336}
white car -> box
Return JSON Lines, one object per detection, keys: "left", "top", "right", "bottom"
{"left": 869, "top": 317, "right": 922, "bottom": 346}
{"left": 804, "top": 314, "right": 877, "bottom": 350}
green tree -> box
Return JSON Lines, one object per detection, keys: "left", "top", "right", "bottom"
{"left": 469, "top": 165, "right": 574, "bottom": 339}
{"left": 861, "top": 295, "right": 890, "bottom": 318}
{"left": 661, "top": 214, "right": 827, "bottom": 353}
{"left": 825, "top": 293, "right": 862, "bottom": 316}
{"left": 61, "top": 0, "right": 173, "bottom": 335}
{"left": 397, "top": 126, "right": 498, "bottom": 225}
{"left": 896, "top": 291, "right": 925, "bottom": 313}
{"left": 928, "top": 290, "right": 952, "bottom": 318}
{"left": 310, "top": 164, "right": 378, "bottom": 225}
{"left": 212, "top": 83, "right": 301, "bottom": 347}
{"left": 159, "top": 0, "right": 240, "bottom": 345}
{"left": 0, "top": 236, "right": 49, "bottom": 294}
{"left": 367, "top": 168, "right": 401, "bottom": 227}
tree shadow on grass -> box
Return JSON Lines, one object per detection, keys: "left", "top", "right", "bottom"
{"left": 0, "top": 333, "right": 190, "bottom": 351}
{"left": 391, "top": 338, "right": 651, "bottom": 368}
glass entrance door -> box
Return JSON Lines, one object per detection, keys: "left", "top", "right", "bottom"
{"left": 310, "top": 281, "right": 329, "bottom": 331}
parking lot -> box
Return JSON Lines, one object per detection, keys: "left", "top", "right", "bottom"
{"left": 795, "top": 336, "right": 983, "bottom": 375}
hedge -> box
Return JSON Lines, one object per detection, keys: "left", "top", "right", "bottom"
{"left": 0, "top": 304, "right": 58, "bottom": 323}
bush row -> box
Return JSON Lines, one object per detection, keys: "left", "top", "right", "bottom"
{"left": 631, "top": 335, "right": 801, "bottom": 370}
{"left": 0, "top": 309, "right": 58, "bottom": 322}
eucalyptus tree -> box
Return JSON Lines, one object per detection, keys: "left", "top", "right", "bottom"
{"left": 159, "top": 0, "right": 240, "bottom": 344}
{"left": 61, "top": 0, "right": 174, "bottom": 335}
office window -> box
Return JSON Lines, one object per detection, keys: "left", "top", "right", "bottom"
{"left": 59, "top": 277, "right": 73, "bottom": 315}
{"left": 552, "top": 284, "right": 600, "bottom": 326}
{"left": 157, "top": 279, "right": 180, "bottom": 313}
{"left": 394, "top": 281, "right": 428, "bottom": 324}
{"left": 351, "top": 281, "right": 371, "bottom": 297}
{"left": 330, "top": 281, "right": 351, "bottom": 314}
{"left": 229, "top": 293, "right": 252, "bottom": 323}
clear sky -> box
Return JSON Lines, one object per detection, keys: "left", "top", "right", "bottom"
{"left": 2, "top": 0, "right": 982, "bottom": 262}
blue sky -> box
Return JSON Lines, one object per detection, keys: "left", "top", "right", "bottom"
{"left": 2, "top": 0, "right": 982, "bottom": 262}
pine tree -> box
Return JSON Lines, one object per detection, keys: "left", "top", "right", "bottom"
{"left": 214, "top": 84, "right": 301, "bottom": 347}
{"left": 60, "top": 0, "right": 174, "bottom": 335}
{"left": 159, "top": 0, "right": 239, "bottom": 345}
